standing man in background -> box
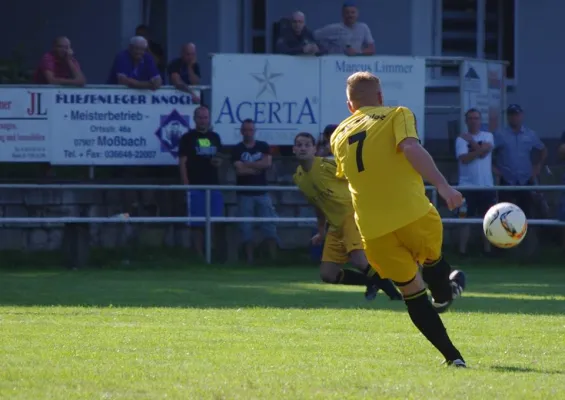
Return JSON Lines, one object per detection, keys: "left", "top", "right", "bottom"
{"left": 455, "top": 109, "right": 495, "bottom": 256}
{"left": 232, "top": 119, "right": 278, "bottom": 264}
{"left": 493, "top": 104, "right": 547, "bottom": 217}
{"left": 178, "top": 106, "right": 224, "bottom": 259}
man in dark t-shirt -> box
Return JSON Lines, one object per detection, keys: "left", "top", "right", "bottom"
{"left": 231, "top": 119, "right": 278, "bottom": 263}
{"left": 167, "top": 43, "right": 201, "bottom": 103}
{"left": 178, "top": 106, "right": 224, "bottom": 258}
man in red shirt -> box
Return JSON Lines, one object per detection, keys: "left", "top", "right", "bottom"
{"left": 33, "top": 36, "right": 86, "bottom": 86}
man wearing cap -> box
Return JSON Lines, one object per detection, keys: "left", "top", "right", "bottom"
{"left": 493, "top": 104, "right": 547, "bottom": 216}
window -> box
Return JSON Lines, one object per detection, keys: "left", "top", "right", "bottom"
{"left": 251, "top": 0, "right": 267, "bottom": 53}
{"left": 437, "top": 0, "right": 516, "bottom": 80}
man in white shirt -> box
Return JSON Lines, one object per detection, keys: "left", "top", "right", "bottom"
{"left": 455, "top": 108, "right": 496, "bottom": 256}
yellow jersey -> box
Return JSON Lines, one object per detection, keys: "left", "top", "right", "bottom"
{"left": 293, "top": 156, "right": 354, "bottom": 231}
{"left": 330, "top": 106, "right": 431, "bottom": 240}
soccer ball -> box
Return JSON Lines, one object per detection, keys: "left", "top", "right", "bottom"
{"left": 483, "top": 202, "right": 528, "bottom": 248}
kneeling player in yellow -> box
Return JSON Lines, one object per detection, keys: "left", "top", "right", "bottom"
{"left": 331, "top": 71, "right": 467, "bottom": 367}
{"left": 293, "top": 132, "right": 401, "bottom": 301}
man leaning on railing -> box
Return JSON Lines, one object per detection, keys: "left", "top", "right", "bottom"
{"left": 33, "top": 36, "right": 86, "bottom": 87}
{"left": 106, "top": 36, "right": 162, "bottom": 91}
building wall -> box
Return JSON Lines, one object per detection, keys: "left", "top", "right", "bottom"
{"left": 1, "top": 0, "right": 563, "bottom": 142}
{"left": 0, "top": 0, "right": 141, "bottom": 84}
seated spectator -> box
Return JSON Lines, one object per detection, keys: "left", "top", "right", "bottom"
{"left": 135, "top": 24, "right": 166, "bottom": 79}
{"left": 167, "top": 43, "right": 201, "bottom": 103}
{"left": 276, "top": 11, "right": 319, "bottom": 55}
{"left": 558, "top": 131, "right": 565, "bottom": 251}
{"left": 33, "top": 36, "right": 86, "bottom": 86}
{"left": 315, "top": 2, "right": 375, "bottom": 56}
{"left": 107, "top": 36, "right": 162, "bottom": 90}
{"left": 232, "top": 119, "right": 278, "bottom": 263}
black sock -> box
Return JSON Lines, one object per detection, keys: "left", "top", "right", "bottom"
{"left": 338, "top": 269, "right": 370, "bottom": 286}
{"left": 422, "top": 256, "right": 453, "bottom": 304}
{"left": 404, "top": 290, "right": 463, "bottom": 362}
{"left": 364, "top": 266, "right": 402, "bottom": 299}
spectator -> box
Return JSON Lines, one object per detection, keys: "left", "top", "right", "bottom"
{"left": 33, "top": 36, "right": 86, "bottom": 86}
{"left": 135, "top": 24, "right": 166, "bottom": 79}
{"left": 314, "top": 2, "right": 375, "bottom": 56}
{"left": 493, "top": 104, "right": 547, "bottom": 217}
{"left": 232, "top": 119, "right": 278, "bottom": 263}
{"left": 167, "top": 43, "right": 201, "bottom": 103}
{"left": 558, "top": 131, "right": 565, "bottom": 251}
{"left": 178, "top": 106, "right": 224, "bottom": 259}
{"left": 455, "top": 109, "right": 495, "bottom": 256}
{"left": 276, "top": 11, "right": 319, "bottom": 55}
{"left": 107, "top": 36, "right": 162, "bottom": 90}
{"left": 316, "top": 124, "right": 338, "bottom": 157}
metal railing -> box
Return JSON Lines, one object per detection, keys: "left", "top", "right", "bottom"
{"left": 0, "top": 183, "right": 563, "bottom": 264}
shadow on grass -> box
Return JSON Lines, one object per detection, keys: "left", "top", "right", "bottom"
{"left": 0, "top": 264, "right": 563, "bottom": 315}
{"left": 490, "top": 365, "right": 565, "bottom": 375}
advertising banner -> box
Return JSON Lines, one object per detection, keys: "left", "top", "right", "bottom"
{"left": 0, "top": 88, "right": 50, "bottom": 162}
{"left": 319, "top": 56, "right": 427, "bottom": 143}
{"left": 461, "top": 60, "right": 505, "bottom": 134}
{"left": 49, "top": 88, "right": 200, "bottom": 165}
{"left": 211, "top": 54, "right": 321, "bottom": 145}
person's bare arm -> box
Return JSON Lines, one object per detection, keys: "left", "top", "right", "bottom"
{"left": 477, "top": 142, "right": 493, "bottom": 158}
{"left": 170, "top": 72, "right": 194, "bottom": 93}
{"left": 399, "top": 138, "right": 449, "bottom": 189}
{"left": 179, "top": 156, "right": 189, "bottom": 185}
{"left": 117, "top": 74, "right": 153, "bottom": 89}
{"left": 44, "top": 70, "right": 84, "bottom": 86}
{"left": 362, "top": 42, "right": 375, "bottom": 55}
{"left": 234, "top": 161, "right": 259, "bottom": 175}
{"left": 187, "top": 65, "right": 200, "bottom": 84}
{"left": 246, "top": 154, "right": 272, "bottom": 170}
{"left": 314, "top": 207, "right": 327, "bottom": 236}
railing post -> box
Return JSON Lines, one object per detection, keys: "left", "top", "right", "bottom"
{"left": 205, "top": 189, "right": 212, "bottom": 264}
{"left": 431, "top": 188, "right": 438, "bottom": 208}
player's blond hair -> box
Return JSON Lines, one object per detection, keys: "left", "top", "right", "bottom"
{"left": 346, "top": 72, "right": 383, "bottom": 109}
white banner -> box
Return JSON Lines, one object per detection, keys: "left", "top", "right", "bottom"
{"left": 0, "top": 88, "right": 50, "bottom": 162}
{"left": 50, "top": 88, "right": 200, "bottom": 165}
{"left": 211, "top": 54, "right": 321, "bottom": 145}
{"left": 319, "top": 56, "right": 427, "bottom": 143}
{"left": 461, "top": 61, "right": 505, "bottom": 134}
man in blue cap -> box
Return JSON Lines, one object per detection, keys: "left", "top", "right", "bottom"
{"left": 493, "top": 104, "right": 547, "bottom": 216}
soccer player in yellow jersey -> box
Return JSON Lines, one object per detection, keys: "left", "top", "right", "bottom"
{"left": 293, "top": 132, "right": 401, "bottom": 301}
{"left": 331, "top": 71, "right": 468, "bottom": 368}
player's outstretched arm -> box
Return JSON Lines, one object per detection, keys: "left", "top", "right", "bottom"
{"left": 399, "top": 138, "right": 463, "bottom": 210}
{"left": 399, "top": 138, "right": 448, "bottom": 189}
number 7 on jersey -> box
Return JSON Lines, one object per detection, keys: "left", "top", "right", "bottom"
{"left": 348, "top": 131, "right": 367, "bottom": 172}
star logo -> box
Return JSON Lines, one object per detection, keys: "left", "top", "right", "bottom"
{"left": 251, "top": 60, "right": 283, "bottom": 99}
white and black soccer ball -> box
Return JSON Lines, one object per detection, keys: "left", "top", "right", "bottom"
{"left": 483, "top": 202, "right": 528, "bottom": 248}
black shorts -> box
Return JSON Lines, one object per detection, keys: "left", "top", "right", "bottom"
{"left": 498, "top": 179, "right": 534, "bottom": 218}
{"left": 462, "top": 190, "right": 496, "bottom": 217}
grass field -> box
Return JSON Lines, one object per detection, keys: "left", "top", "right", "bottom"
{"left": 1, "top": 259, "right": 564, "bottom": 400}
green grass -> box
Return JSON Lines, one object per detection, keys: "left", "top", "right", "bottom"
{"left": 1, "top": 262, "right": 564, "bottom": 399}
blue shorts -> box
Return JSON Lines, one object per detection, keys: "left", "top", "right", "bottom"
{"left": 186, "top": 190, "right": 224, "bottom": 227}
